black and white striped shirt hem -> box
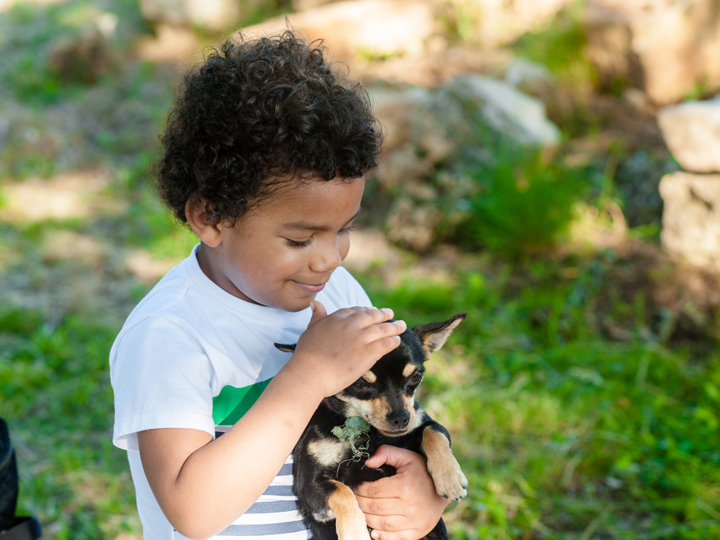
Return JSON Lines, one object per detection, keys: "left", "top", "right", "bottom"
{"left": 205, "top": 425, "right": 312, "bottom": 540}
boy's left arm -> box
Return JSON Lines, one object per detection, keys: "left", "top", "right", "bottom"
{"left": 353, "top": 445, "right": 451, "bottom": 540}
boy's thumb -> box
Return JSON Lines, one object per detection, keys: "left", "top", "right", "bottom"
{"left": 310, "top": 300, "right": 327, "bottom": 320}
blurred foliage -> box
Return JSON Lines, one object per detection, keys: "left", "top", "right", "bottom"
{"left": 453, "top": 134, "right": 589, "bottom": 258}
{"left": 360, "top": 259, "right": 720, "bottom": 539}
{"left": 510, "top": 1, "right": 597, "bottom": 89}
{"left": 1, "top": 0, "right": 719, "bottom": 538}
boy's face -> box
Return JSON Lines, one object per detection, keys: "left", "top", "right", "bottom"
{"left": 198, "top": 177, "right": 365, "bottom": 312}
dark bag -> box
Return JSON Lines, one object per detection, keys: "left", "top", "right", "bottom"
{"left": 0, "top": 418, "right": 42, "bottom": 539}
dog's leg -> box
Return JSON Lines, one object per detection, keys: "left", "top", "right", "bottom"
{"left": 421, "top": 425, "right": 467, "bottom": 501}
{"left": 327, "top": 479, "right": 371, "bottom": 540}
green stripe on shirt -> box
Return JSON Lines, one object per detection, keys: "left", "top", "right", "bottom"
{"left": 213, "top": 378, "right": 273, "bottom": 425}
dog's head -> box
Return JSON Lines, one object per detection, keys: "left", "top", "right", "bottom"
{"left": 276, "top": 312, "right": 466, "bottom": 437}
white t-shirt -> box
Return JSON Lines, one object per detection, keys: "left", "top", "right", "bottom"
{"left": 110, "top": 244, "right": 372, "bottom": 540}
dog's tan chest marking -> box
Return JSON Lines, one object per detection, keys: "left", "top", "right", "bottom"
{"left": 402, "top": 363, "right": 416, "bottom": 377}
{"left": 327, "top": 479, "right": 371, "bottom": 540}
{"left": 422, "top": 427, "right": 468, "bottom": 501}
{"left": 308, "top": 438, "right": 348, "bottom": 468}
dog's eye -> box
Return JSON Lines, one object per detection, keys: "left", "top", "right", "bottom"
{"left": 407, "top": 373, "right": 423, "bottom": 384}
{"left": 353, "top": 379, "right": 371, "bottom": 390}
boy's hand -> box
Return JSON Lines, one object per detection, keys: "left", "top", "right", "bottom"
{"left": 354, "top": 446, "right": 450, "bottom": 540}
{"left": 290, "top": 300, "right": 407, "bottom": 397}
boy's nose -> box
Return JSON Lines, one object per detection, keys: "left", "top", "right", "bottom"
{"left": 310, "top": 240, "right": 343, "bottom": 272}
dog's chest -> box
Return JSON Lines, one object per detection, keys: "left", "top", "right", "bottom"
{"left": 307, "top": 437, "right": 350, "bottom": 468}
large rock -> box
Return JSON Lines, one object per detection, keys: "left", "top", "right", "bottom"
{"left": 659, "top": 171, "right": 720, "bottom": 267}
{"left": 584, "top": 0, "right": 720, "bottom": 105}
{"left": 416, "top": 75, "right": 561, "bottom": 156}
{"left": 367, "top": 76, "right": 560, "bottom": 251}
{"left": 370, "top": 86, "right": 432, "bottom": 152}
{"left": 657, "top": 97, "right": 720, "bottom": 173}
{"left": 245, "top": 0, "right": 437, "bottom": 63}
{"left": 140, "top": 0, "right": 249, "bottom": 31}
{"left": 447, "top": 0, "right": 573, "bottom": 47}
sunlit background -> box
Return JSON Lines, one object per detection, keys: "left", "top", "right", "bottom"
{"left": 2, "top": 0, "right": 720, "bottom": 538}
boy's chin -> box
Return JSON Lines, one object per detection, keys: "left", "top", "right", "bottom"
{"left": 274, "top": 295, "right": 316, "bottom": 313}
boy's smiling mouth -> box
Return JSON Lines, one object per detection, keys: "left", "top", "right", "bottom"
{"left": 291, "top": 280, "right": 328, "bottom": 293}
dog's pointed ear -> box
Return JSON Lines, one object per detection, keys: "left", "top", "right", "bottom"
{"left": 274, "top": 343, "right": 297, "bottom": 353}
{"left": 412, "top": 313, "right": 466, "bottom": 355}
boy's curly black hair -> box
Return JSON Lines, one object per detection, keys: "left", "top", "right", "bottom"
{"left": 157, "top": 30, "right": 382, "bottom": 225}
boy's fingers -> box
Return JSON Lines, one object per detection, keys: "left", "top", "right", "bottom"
{"left": 372, "top": 334, "right": 402, "bottom": 355}
{"left": 352, "top": 307, "right": 394, "bottom": 326}
{"left": 373, "top": 319, "right": 406, "bottom": 338}
{"left": 309, "top": 300, "right": 327, "bottom": 322}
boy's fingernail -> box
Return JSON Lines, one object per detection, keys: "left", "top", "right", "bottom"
{"left": 371, "top": 531, "right": 380, "bottom": 539}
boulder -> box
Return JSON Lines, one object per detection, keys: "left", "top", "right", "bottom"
{"left": 445, "top": 0, "right": 573, "bottom": 47}
{"left": 584, "top": 0, "right": 720, "bottom": 105}
{"left": 244, "top": 0, "right": 437, "bottom": 63}
{"left": 657, "top": 97, "right": 720, "bottom": 173}
{"left": 369, "top": 86, "right": 432, "bottom": 152}
{"left": 505, "top": 58, "right": 556, "bottom": 96}
{"left": 659, "top": 171, "right": 720, "bottom": 267}
{"left": 140, "top": 0, "right": 248, "bottom": 31}
{"left": 418, "top": 75, "right": 561, "bottom": 152}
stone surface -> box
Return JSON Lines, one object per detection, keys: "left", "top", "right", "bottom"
{"left": 659, "top": 171, "right": 720, "bottom": 267}
{"left": 244, "top": 0, "right": 437, "bottom": 63}
{"left": 369, "top": 86, "right": 432, "bottom": 152}
{"left": 366, "top": 76, "right": 560, "bottom": 251}
{"left": 584, "top": 0, "right": 720, "bottom": 105}
{"left": 447, "top": 0, "right": 573, "bottom": 47}
{"left": 435, "top": 75, "right": 562, "bottom": 148}
{"left": 657, "top": 98, "right": 720, "bottom": 173}
{"left": 140, "top": 0, "right": 247, "bottom": 31}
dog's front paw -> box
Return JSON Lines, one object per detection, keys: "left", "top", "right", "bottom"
{"left": 423, "top": 428, "right": 468, "bottom": 501}
{"left": 428, "top": 457, "right": 468, "bottom": 501}
{"left": 328, "top": 480, "right": 373, "bottom": 540}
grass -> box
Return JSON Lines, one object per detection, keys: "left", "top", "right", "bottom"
{"left": 360, "top": 261, "right": 720, "bottom": 539}
{"left": 0, "top": 309, "right": 139, "bottom": 539}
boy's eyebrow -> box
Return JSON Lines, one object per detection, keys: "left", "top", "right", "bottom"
{"left": 281, "top": 207, "right": 361, "bottom": 232}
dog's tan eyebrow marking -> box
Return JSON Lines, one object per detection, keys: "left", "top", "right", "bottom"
{"left": 403, "top": 364, "right": 417, "bottom": 378}
{"left": 362, "top": 370, "right": 377, "bottom": 383}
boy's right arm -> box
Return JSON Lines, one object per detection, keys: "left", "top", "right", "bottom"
{"left": 137, "top": 302, "right": 406, "bottom": 540}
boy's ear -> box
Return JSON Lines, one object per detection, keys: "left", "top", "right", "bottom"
{"left": 412, "top": 313, "right": 467, "bottom": 355}
{"left": 185, "top": 197, "right": 223, "bottom": 248}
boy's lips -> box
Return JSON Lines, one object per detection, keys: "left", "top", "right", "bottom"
{"left": 291, "top": 280, "right": 327, "bottom": 293}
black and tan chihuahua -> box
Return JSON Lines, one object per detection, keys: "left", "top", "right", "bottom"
{"left": 275, "top": 313, "right": 467, "bottom": 540}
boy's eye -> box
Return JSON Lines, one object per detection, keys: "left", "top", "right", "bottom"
{"left": 286, "top": 238, "right": 312, "bottom": 248}
{"left": 339, "top": 225, "right": 355, "bottom": 235}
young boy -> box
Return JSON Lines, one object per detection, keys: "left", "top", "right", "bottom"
{"left": 110, "top": 31, "right": 450, "bottom": 540}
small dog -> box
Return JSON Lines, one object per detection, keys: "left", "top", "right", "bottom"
{"left": 276, "top": 312, "right": 467, "bottom": 540}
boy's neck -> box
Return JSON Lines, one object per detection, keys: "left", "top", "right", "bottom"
{"left": 196, "top": 242, "right": 260, "bottom": 306}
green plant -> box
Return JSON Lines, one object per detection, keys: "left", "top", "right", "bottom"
{"left": 510, "top": 1, "right": 597, "bottom": 89}
{"left": 457, "top": 141, "right": 586, "bottom": 258}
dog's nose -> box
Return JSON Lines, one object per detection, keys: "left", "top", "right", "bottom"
{"left": 388, "top": 410, "right": 410, "bottom": 429}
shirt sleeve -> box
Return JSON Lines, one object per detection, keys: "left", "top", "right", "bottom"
{"left": 111, "top": 316, "right": 216, "bottom": 451}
